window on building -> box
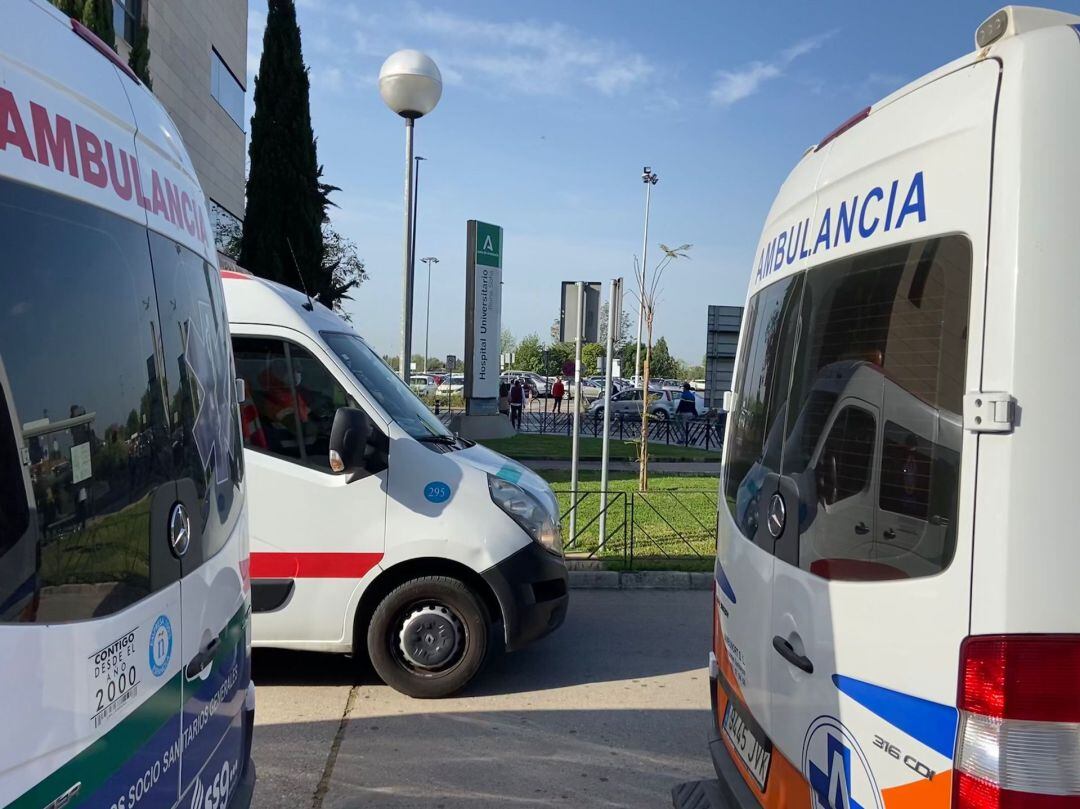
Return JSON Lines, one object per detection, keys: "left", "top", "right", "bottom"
{"left": 112, "top": 0, "right": 140, "bottom": 43}
{"left": 211, "top": 49, "right": 246, "bottom": 130}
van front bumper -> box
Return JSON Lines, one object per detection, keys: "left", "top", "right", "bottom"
{"left": 481, "top": 542, "right": 569, "bottom": 652}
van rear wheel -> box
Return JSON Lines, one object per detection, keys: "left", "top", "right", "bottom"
{"left": 367, "top": 576, "right": 490, "bottom": 698}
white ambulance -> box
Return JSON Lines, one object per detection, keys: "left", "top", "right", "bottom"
{"left": 221, "top": 271, "right": 569, "bottom": 698}
{"left": 0, "top": 3, "right": 254, "bottom": 808}
{"left": 692, "top": 7, "right": 1080, "bottom": 809}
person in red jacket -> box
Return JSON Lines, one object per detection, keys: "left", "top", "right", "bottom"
{"left": 551, "top": 376, "right": 565, "bottom": 413}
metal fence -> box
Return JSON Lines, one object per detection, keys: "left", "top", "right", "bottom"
{"left": 436, "top": 407, "right": 726, "bottom": 452}
{"left": 554, "top": 488, "right": 718, "bottom": 569}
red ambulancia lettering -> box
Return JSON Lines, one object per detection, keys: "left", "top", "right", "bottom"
{"left": 1, "top": 88, "right": 210, "bottom": 250}
{"left": 75, "top": 124, "right": 107, "bottom": 189}
{"left": 29, "top": 103, "right": 77, "bottom": 177}
{"left": 0, "top": 88, "right": 35, "bottom": 160}
{"left": 180, "top": 191, "right": 196, "bottom": 236}
{"left": 105, "top": 141, "right": 133, "bottom": 201}
{"left": 164, "top": 178, "right": 182, "bottom": 227}
{"left": 150, "top": 168, "right": 168, "bottom": 219}
{"left": 128, "top": 151, "right": 152, "bottom": 211}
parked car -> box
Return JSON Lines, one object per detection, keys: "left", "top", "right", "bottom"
{"left": 503, "top": 370, "right": 550, "bottom": 397}
{"left": 436, "top": 374, "right": 465, "bottom": 394}
{"left": 409, "top": 373, "right": 437, "bottom": 397}
{"left": 588, "top": 388, "right": 675, "bottom": 421}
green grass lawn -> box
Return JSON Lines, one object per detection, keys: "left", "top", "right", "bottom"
{"left": 539, "top": 470, "right": 719, "bottom": 565}
{"left": 478, "top": 433, "right": 721, "bottom": 462}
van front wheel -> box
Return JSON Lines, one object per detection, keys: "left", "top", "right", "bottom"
{"left": 367, "top": 576, "right": 490, "bottom": 698}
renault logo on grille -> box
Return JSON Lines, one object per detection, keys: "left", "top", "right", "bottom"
{"left": 169, "top": 503, "right": 191, "bottom": 558}
{"left": 767, "top": 493, "right": 786, "bottom": 538}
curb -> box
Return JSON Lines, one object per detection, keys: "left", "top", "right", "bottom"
{"left": 569, "top": 570, "right": 713, "bottom": 591}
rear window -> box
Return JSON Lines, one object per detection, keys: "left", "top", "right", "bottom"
{"left": 723, "top": 236, "right": 971, "bottom": 581}
{"left": 0, "top": 178, "right": 171, "bottom": 622}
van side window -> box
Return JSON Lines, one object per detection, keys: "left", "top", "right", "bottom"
{"left": 234, "top": 338, "right": 304, "bottom": 460}
{"left": 287, "top": 344, "right": 356, "bottom": 469}
{"left": 233, "top": 337, "right": 356, "bottom": 470}
{"left": 0, "top": 178, "right": 173, "bottom": 623}
{"left": 817, "top": 407, "right": 876, "bottom": 505}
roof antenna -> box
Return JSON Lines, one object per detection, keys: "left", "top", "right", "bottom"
{"left": 286, "top": 237, "right": 315, "bottom": 311}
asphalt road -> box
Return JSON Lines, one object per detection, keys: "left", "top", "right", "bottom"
{"left": 251, "top": 589, "right": 714, "bottom": 809}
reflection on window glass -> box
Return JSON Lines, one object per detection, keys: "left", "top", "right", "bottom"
{"left": 722, "top": 275, "right": 802, "bottom": 541}
{"left": 234, "top": 338, "right": 303, "bottom": 460}
{"left": 321, "top": 331, "right": 451, "bottom": 440}
{"left": 149, "top": 233, "right": 242, "bottom": 564}
{"left": 211, "top": 49, "right": 245, "bottom": 129}
{"left": 0, "top": 383, "right": 30, "bottom": 559}
{"left": 780, "top": 236, "right": 971, "bottom": 581}
{"left": 817, "top": 408, "right": 876, "bottom": 505}
{"left": 0, "top": 179, "right": 171, "bottom": 623}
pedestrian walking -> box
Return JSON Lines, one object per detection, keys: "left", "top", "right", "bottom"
{"left": 676, "top": 381, "right": 698, "bottom": 445}
{"left": 509, "top": 379, "right": 525, "bottom": 430}
{"left": 498, "top": 381, "right": 511, "bottom": 417}
{"left": 551, "top": 376, "right": 565, "bottom": 413}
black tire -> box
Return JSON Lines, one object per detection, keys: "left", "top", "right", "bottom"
{"left": 366, "top": 576, "right": 490, "bottom": 698}
{"left": 652, "top": 409, "right": 669, "bottom": 421}
{"left": 592, "top": 407, "right": 604, "bottom": 422}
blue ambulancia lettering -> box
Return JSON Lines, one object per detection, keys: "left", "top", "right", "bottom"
{"left": 756, "top": 171, "right": 927, "bottom": 284}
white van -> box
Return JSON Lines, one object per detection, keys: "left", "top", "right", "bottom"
{"left": 690, "top": 7, "right": 1080, "bottom": 809}
{"left": 0, "top": 3, "right": 254, "bottom": 808}
{"left": 222, "top": 271, "right": 569, "bottom": 697}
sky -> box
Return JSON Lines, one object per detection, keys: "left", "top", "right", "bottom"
{"left": 242, "top": 0, "right": 1078, "bottom": 365}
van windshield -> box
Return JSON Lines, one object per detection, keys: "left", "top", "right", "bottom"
{"left": 321, "top": 331, "right": 452, "bottom": 440}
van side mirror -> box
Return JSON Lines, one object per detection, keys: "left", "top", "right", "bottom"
{"left": 817, "top": 453, "right": 839, "bottom": 505}
{"left": 329, "top": 407, "right": 371, "bottom": 473}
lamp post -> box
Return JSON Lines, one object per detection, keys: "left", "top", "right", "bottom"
{"left": 633, "top": 166, "right": 658, "bottom": 387}
{"left": 420, "top": 256, "right": 439, "bottom": 372}
{"left": 379, "top": 50, "right": 442, "bottom": 382}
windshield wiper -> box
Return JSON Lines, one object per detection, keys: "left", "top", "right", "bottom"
{"left": 416, "top": 434, "right": 457, "bottom": 445}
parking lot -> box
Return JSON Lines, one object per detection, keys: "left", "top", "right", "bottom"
{"left": 252, "top": 590, "right": 713, "bottom": 809}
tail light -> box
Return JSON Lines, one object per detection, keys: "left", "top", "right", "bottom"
{"left": 954, "top": 635, "right": 1080, "bottom": 807}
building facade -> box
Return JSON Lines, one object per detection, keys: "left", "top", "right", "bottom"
{"left": 114, "top": 0, "right": 247, "bottom": 235}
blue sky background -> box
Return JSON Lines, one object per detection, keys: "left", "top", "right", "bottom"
{"left": 243, "top": 0, "right": 1078, "bottom": 364}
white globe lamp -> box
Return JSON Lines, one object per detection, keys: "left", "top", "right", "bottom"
{"left": 379, "top": 50, "right": 442, "bottom": 382}
{"left": 379, "top": 50, "right": 442, "bottom": 120}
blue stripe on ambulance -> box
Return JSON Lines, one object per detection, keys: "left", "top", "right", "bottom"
{"left": 832, "top": 674, "right": 958, "bottom": 758}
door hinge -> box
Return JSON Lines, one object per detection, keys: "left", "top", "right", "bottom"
{"left": 722, "top": 390, "right": 736, "bottom": 412}
{"left": 964, "top": 391, "right": 1016, "bottom": 433}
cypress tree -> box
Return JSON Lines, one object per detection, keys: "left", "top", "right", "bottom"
{"left": 128, "top": 22, "right": 152, "bottom": 87}
{"left": 80, "top": 0, "right": 115, "bottom": 50}
{"left": 51, "top": 0, "right": 80, "bottom": 16}
{"left": 240, "top": 0, "right": 328, "bottom": 299}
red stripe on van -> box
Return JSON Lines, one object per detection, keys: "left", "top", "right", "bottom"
{"left": 220, "top": 270, "right": 251, "bottom": 280}
{"left": 250, "top": 552, "right": 383, "bottom": 579}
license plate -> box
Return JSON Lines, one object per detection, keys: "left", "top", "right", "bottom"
{"left": 722, "top": 698, "right": 773, "bottom": 791}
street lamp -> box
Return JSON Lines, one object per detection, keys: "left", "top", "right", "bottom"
{"left": 633, "top": 166, "right": 658, "bottom": 387}
{"left": 379, "top": 49, "right": 442, "bottom": 382}
{"left": 420, "top": 256, "right": 439, "bottom": 372}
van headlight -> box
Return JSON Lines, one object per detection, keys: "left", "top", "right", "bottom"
{"left": 487, "top": 475, "right": 563, "bottom": 556}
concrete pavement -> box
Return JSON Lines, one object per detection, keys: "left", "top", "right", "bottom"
{"left": 252, "top": 590, "right": 714, "bottom": 809}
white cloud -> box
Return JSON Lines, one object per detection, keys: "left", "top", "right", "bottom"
{"left": 710, "top": 31, "right": 835, "bottom": 107}
{"left": 397, "top": 5, "right": 655, "bottom": 97}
